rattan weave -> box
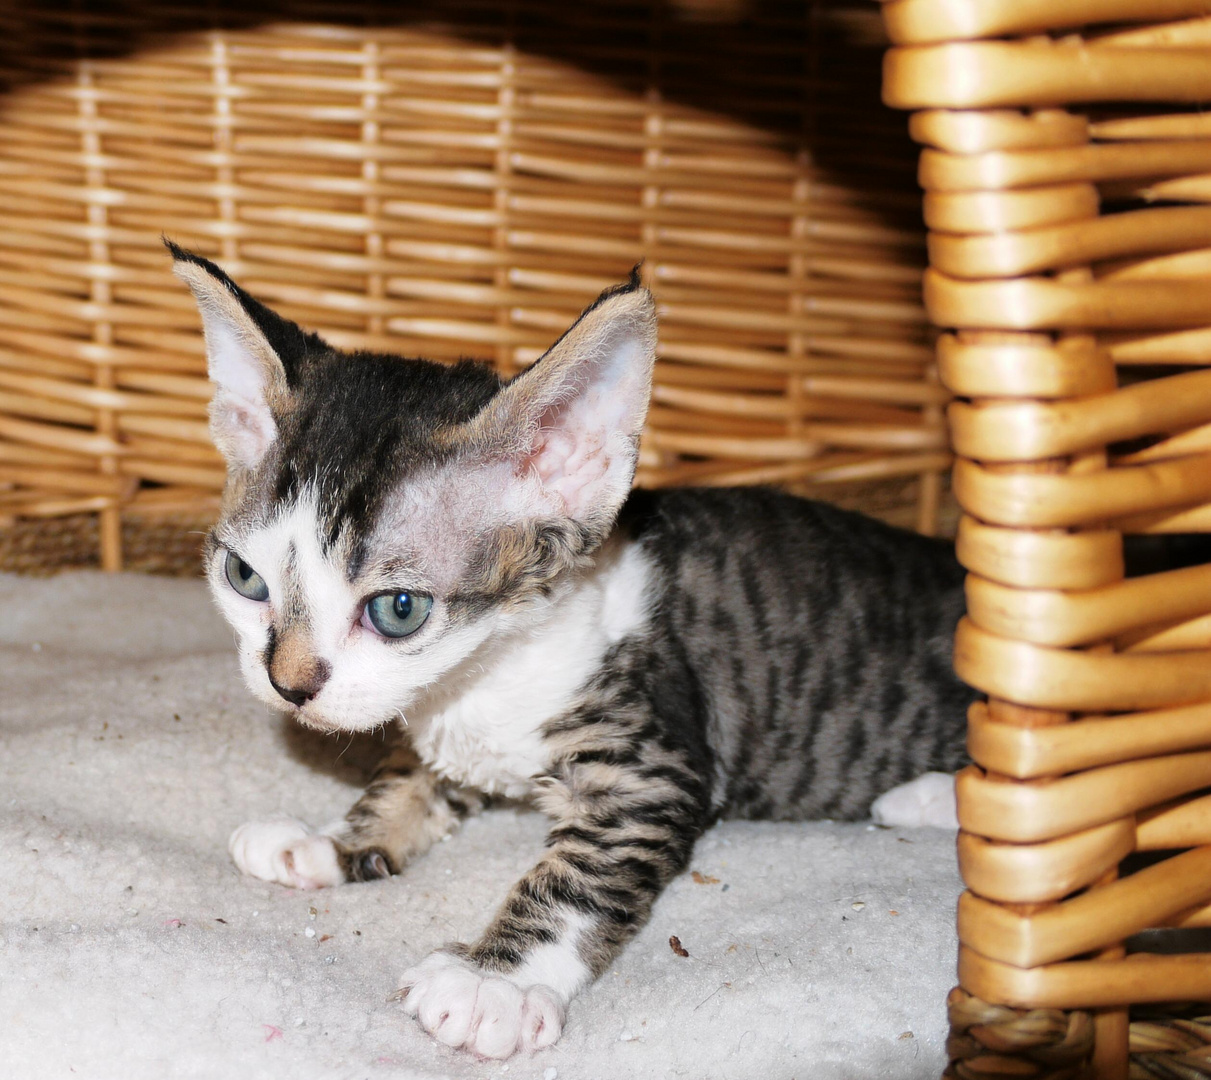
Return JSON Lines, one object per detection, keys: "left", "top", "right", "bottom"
{"left": 0, "top": 0, "right": 944, "bottom": 571}
{"left": 882, "top": 0, "right": 1211, "bottom": 1076}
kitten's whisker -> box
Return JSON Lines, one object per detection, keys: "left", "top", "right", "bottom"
{"left": 393, "top": 708, "right": 409, "bottom": 727}
{"left": 335, "top": 733, "right": 356, "bottom": 762}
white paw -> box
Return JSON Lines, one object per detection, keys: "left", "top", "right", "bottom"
{"left": 870, "top": 771, "right": 958, "bottom": 829}
{"left": 398, "top": 951, "right": 565, "bottom": 1059}
{"left": 228, "top": 816, "right": 345, "bottom": 889}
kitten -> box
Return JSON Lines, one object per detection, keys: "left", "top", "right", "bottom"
{"left": 170, "top": 241, "right": 973, "bottom": 1060}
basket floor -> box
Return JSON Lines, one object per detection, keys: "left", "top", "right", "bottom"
{"left": 0, "top": 570, "right": 961, "bottom": 1079}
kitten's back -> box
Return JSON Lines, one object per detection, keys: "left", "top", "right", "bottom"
{"left": 618, "top": 487, "right": 973, "bottom": 821}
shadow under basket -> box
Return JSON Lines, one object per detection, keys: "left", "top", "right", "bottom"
{"left": 0, "top": 510, "right": 213, "bottom": 577}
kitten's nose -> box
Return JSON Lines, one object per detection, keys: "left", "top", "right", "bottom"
{"left": 264, "top": 627, "right": 330, "bottom": 708}
{"left": 269, "top": 674, "right": 323, "bottom": 707}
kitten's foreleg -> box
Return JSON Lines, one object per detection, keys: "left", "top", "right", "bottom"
{"left": 330, "top": 745, "right": 485, "bottom": 881}
{"left": 229, "top": 745, "right": 482, "bottom": 889}
{"left": 398, "top": 735, "right": 708, "bottom": 1058}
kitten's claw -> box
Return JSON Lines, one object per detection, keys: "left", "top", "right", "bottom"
{"left": 228, "top": 816, "right": 345, "bottom": 889}
{"left": 358, "top": 851, "right": 391, "bottom": 880}
{"left": 398, "top": 951, "right": 566, "bottom": 1058}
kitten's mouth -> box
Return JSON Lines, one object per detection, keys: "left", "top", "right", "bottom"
{"left": 291, "top": 709, "right": 342, "bottom": 734}
{"left": 274, "top": 700, "right": 339, "bottom": 733}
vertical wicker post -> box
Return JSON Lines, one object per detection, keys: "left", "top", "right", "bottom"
{"left": 361, "top": 36, "right": 386, "bottom": 346}
{"left": 882, "top": 2, "right": 1211, "bottom": 1076}
{"left": 76, "top": 59, "right": 126, "bottom": 571}
{"left": 492, "top": 6, "right": 518, "bottom": 379}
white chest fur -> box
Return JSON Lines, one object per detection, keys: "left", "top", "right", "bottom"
{"left": 407, "top": 538, "right": 655, "bottom": 798}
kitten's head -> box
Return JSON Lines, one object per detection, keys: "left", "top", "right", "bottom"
{"left": 170, "top": 242, "right": 656, "bottom": 732}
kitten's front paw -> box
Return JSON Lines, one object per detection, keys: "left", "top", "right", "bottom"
{"left": 228, "top": 816, "right": 345, "bottom": 889}
{"left": 398, "top": 951, "right": 565, "bottom": 1059}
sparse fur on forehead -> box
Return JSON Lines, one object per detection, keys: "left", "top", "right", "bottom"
{"left": 269, "top": 350, "right": 504, "bottom": 548}
{"left": 351, "top": 456, "right": 594, "bottom": 614}
{"left": 169, "top": 242, "right": 507, "bottom": 550}
{"left": 173, "top": 239, "right": 655, "bottom": 624}
{"left": 208, "top": 352, "right": 508, "bottom": 571}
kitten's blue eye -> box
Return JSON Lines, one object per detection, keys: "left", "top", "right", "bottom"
{"left": 224, "top": 551, "right": 269, "bottom": 602}
{"left": 365, "top": 591, "right": 433, "bottom": 638}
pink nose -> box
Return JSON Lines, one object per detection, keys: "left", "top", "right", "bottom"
{"left": 267, "top": 660, "right": 329, "bottom": 707}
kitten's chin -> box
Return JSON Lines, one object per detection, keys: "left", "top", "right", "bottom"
{"left": 289, "top": 707, "right": 352, "bottom": 735}
{"left": 244, "top": 686, "right": 342, "bottom": 733}
{"left": 291, "top": 709, "right": 335, "bottom": 733}
{"left": 289, "top": 704, "right": 396, "bottom": 735}
{"left": 243, "top": 679, "right": 363, "bottom": 734}
{"left": 243, "top": 671, "right": 415, "bottom": 734}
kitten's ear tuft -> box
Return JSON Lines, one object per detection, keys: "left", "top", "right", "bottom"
{"left": 168, "top": 241, "right": 309, "bottom": 470}
{"left": 457, "top": 275, "right": 657, "bottom": 535}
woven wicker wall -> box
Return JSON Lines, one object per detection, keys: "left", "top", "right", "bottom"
{"left": 882, "top": 1, "right": 1211, "bottom": 1076}
{"left": 0, "top": 0, "right": 945, "bottom": 572}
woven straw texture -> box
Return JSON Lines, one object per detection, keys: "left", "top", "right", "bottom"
{"left": 0, "top": 0, "right": 946, "bottom": 572}
{"left": 882, "top": 0, "right": 1211, "bottom": 1076}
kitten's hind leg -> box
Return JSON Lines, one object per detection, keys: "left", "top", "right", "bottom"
{"left": 229, "top": 745, "right": 483, "bottom": 889}
{"left": 869, "top": 770, "right": 957, "bottom": 829}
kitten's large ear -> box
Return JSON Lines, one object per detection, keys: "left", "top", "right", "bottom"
{"left": 456, "top": 272, "right": 657, "bottom": 533}
{"left": 167, "top": 240, "right": 308, "bottom": 470}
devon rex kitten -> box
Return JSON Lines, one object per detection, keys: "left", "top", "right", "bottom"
{"left": 171, "top": 242, "right": 972, "bottom": 1060}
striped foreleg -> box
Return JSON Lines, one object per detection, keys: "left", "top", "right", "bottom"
{"left": 229, "top": 744, "right": 483, "bottom": 889}
{"left": 398, "top": 741, "right": 709, "bottom": 1058}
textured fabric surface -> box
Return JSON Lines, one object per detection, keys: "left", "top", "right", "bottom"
{"left": 0, "top": 571, "right": 962, "bottom": 1080}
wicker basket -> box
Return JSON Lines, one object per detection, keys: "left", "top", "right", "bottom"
{"left": 882, "top": 1, "right": 1211, "bottom": 1076}
{"left": 0, "top": 0, "right": 948, "bottom": 573}
{"left": 12, "top": 2, "right": 1211, "bottom": 1076}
